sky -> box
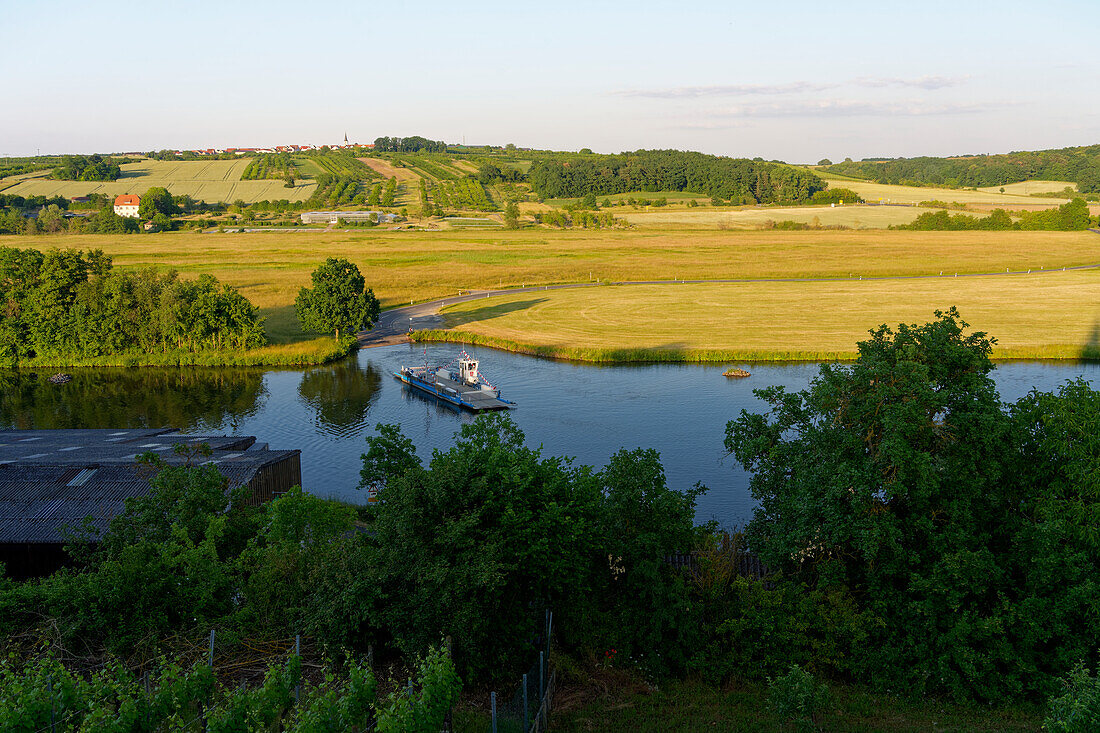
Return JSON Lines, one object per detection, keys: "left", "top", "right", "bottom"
{"left": 2, "top": 0, "right": 1098, "bottom": 161}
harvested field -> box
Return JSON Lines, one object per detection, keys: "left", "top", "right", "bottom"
{"left": 622, "top": 204, "right": 927, "bottom": 229}
{"left": 977, "top": 180, "right": 1076, "bottom": 195}
{"left": 816, "top": 174, "right": 1069, "bottom": 207}
{"left": 0, "top": 159, "right": 316, "bottom": 203}
{"left": 357, "top": 157, "right": 421, "bottom": 183}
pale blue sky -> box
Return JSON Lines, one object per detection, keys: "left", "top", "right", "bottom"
{"left": 2, "top": 0, "right": 1097, "bottom": 161}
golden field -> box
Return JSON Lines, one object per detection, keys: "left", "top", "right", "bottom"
{"left": 6, "top": 227, "right": 1098, "bottom": 354}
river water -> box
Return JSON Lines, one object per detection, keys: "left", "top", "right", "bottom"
{"left": 2, "top": 344, "right": 1097, "bottom": 526}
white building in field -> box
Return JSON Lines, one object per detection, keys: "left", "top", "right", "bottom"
{"left": 300, "top": 210, "right": 397, "bottom": 224}
{"left": 113, "top": 194, "right": 140, "bottom": 218}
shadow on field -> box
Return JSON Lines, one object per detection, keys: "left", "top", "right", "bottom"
{"left": 1082, "top": 320, "right": 1100, "bottom": 361}
{"left": 443, "top": 298, "right": 548, "bottom": 327}
{"left": 261, "top": 304, "right": 305, "bottom": 344}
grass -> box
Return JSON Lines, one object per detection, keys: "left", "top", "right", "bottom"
{"left": 816, "top": 173, "right": 1070, "bottom": 206}
{"left": 17, "top": 336, "right": 355, "bottom": 368}
{"left": 621, "top": 204, "right": 928, "bottom": 229}
{"left": 428, "top": 271, "right": 1100, "bottom": 361}
{"left": 548, "top": 675, "right": 1041, "bottom": 732}
{"left": 0, "top": 159, "right": 317, "bottom": 203}
{"left": 8, "top": 228, "right": 1098, "bottom": 355}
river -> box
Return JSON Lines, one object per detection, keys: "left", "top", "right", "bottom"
{"left": 2, "top": 344, "right": 1097, "bottom": 526}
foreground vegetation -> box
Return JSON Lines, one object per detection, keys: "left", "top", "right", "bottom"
{"left": 2, "top": 312, "right": 1098, "bottom": 729}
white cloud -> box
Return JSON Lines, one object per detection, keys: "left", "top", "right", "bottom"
{"left": 854, "top": 75, "right": 968, "bottom": 90}
{"left": 613, "top": 82, "right": 835, "bottom": 99}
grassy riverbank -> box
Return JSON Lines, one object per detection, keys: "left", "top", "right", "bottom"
{"left": 17, "top": 336, "right": 354, "bottom": 369}
{"left": 419, "top": 272, "right": 1100, "bottom": 363}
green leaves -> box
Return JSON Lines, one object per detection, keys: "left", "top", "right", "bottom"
{"left": 724, "top": 309, "right": 1100, "bottom": 702}
{"left": 295, "top": 258, "right": 380, "bottom": 341}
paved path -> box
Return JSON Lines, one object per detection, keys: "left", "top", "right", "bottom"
{"left": 356, "top": 262, "right": 1100, "bottom": 348}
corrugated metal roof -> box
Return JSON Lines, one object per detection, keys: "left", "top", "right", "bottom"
{"left": 0, "top": 430, "right": 299, "bottom": 544}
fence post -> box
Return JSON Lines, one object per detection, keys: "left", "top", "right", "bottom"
{"left": 546, "top": 610, "right": 553, "bottom": 661}
{"left": 491, "top": 691, "right": 497, "bottom": 733}
{"left": 294, "top": 634, "right": 301, "bottom": 704}
{"left": 208, "top": 629, "right": 216, "bottom": 667}
{"left": 539, "top": 651, "right": 545, "bottom": 699}
{"left": 523, "top": 673, "right": 529, "bottom": 732}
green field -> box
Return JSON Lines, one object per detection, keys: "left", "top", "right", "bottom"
{"left": 622, "top": 204, "right": 928, "bottom": 229}
{"left": 816, "top": 173, "right": 1070, "bottom": 207}
{"left": 0, "top": 159, "right": 317, "bottom": 202}
{"left": 433, "top": 270, "right": 1100, "bottom": 361}
{"left": 12, "top": 229, "right": 1098, "bottom": 354}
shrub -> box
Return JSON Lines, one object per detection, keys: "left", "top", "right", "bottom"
{"left": 1045, "top": 661, "right": 1100, "bottom": 732}
{"left": 767, "top": 664, "right": 829, "bottom": 731}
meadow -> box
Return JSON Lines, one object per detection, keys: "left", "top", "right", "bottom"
{"left": 0, "top": 159, "right": 316, "bottom": 202}
{"left": 13, "top": 228, "right": 1099, "bottom": 352}
{"left": 431, "top": 269, "right": 1100, "bottom": 361}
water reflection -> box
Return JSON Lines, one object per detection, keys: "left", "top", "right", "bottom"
{"left": 0, "top": 368, "right": 267, "bottom": 432}
{"left": 297, "top": 360, "right": 383, "bottom": 437}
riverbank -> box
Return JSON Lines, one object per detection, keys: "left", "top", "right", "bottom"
{"left": 411, "top": 329, "right": 1099, "bottom": 363}
{"left": 416, "top": 273, "right": 1100, "bottom": 363}
{"left": 13, "top": 336, "right": 356, "bottom": 369}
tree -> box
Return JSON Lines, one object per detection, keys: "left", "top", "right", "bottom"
{"left": 295, "top": 258, "right": 380, "bottom": 341}
{"left": 503, "top": 201, "right": 520, "bottom": 229}
{"left": 139, "top": 187, "right": 177, "bottom": 219}
{"left": 817, "top": 158, "right": 832, "bottom": 166}
{"left": 725, "top": 308, "right": 1100, "bottom": 701}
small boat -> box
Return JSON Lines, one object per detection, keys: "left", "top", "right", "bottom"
{"left": 394, "top": 351, "right": 514, "bottom": 412}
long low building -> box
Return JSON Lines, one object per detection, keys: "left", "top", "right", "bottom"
{"left": 300, "top": 210, "right": 398, "bottom": 224}
{"left": 0, "top": 428, "right": 301, "bottom": 577}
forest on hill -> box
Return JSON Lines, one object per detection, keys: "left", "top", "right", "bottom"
{"left": 825, "top": 144, "right": 1100, "bottom": 192}
{"left": 527, "top": 149, "right": 826, "bottom": 204}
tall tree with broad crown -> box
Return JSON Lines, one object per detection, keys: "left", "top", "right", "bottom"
{"left": 295, "top": 258, "right": 380, "bottom": 341}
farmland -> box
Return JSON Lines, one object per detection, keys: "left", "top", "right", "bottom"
{"left": 0, "top": 158, "right": 317, "bottom": 202}
{"left": 621, "top": 204, "right": 928, "bottom": 229}
{"left": 11, "top": 228, "right": 1098, "bottom": 350}
{"left": 432, "top": 269, "right": 1100, "bottom": 361}
{"left": 814, "top": 172, "right": 1071, "bottom": 207}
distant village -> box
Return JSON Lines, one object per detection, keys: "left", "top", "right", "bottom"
{"left": 164, "top": 142, "right": 372, "bottom": 156}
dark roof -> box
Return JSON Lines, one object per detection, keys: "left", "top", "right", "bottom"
{"left": 0, "top": 428, "right": 253, "bottom": 465}
{"left": 0, "top": 429, "right": 298, "bottom": 544}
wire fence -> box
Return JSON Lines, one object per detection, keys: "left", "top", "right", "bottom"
{"left": 485, "top": 610, "right": 554, "bottom": 733}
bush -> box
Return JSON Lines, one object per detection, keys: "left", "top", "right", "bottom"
{"left": 768, "top": 665, "right": 830, "bottom": 731}
{"left": 1045, "top": 661, "right": 1100, "bottom": 732}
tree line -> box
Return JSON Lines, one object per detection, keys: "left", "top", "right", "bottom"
{"left": 372, "top": 136, "right": 447, "bottom": 153}
{"left": 895, "top": 198, "right": 1095, "bottom": 230}
{"left": 825, "top": 144, "right": 1100, "bottom": 193}
{"left": 51, "top": 154, "right": 124, "bottom": 181}
{"left": 0, "top": 247, "right": 266, "bottom": 365}
{"left": 527, "top": 149, "right": 827, "bottom": 203}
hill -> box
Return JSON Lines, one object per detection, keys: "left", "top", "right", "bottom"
{"left": 823, "top": 144, "right": 1100, "bottom": 193}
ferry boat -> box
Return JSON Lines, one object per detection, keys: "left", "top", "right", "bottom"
{"left": 394, "top": 351, "right": 515, "bottom": 412}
